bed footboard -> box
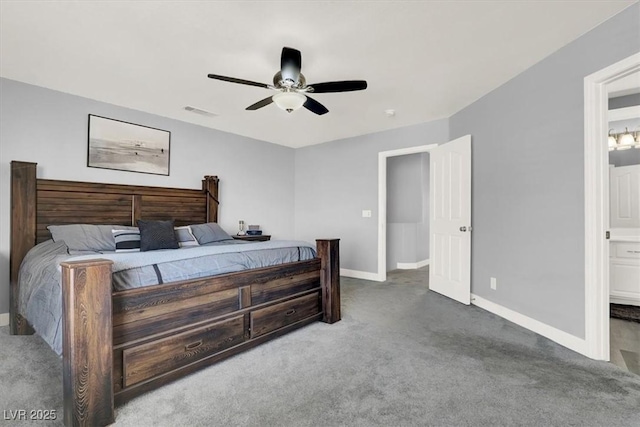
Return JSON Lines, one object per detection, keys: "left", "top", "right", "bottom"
{"left": 60, "top": 240, "right": 340, "bottom": 427}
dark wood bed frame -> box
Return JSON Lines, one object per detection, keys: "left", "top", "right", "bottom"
{"left": 9, "top": 161, "right": 340, "bottom": 427}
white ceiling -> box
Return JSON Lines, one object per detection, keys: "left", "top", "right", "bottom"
{"left": 1, "top": 1, "right": 636, "bottom": 148}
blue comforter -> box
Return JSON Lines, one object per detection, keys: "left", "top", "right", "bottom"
{"left": 18, "top": 239, "right": 317, "bottom": 355}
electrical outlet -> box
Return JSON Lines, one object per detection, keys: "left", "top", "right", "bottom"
{"left": 362, "top": 210, "right": 372, "bottom": 218}
{"left": 490, "top": 277, "right": 497, "bottom": 290}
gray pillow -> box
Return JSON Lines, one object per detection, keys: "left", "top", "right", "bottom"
{"left": 138, "top": 220, "right": 179, "bottom": 252}
{"left": 48, "top": 224, "right": 137, "bottom": 252}
{"left": 190, "top": 222, "right": 233, "bottom": 244}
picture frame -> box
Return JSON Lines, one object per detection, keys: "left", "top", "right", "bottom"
{"left": 87, "top": 114, "right": 171, "bottom": 176}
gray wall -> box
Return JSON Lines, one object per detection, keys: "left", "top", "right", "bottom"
{"left": 386, "top": 153, "right": 429, "bottom": 270}
{"left": 610, "top": 94, "right": 640, "bottom": 110}
{"left": 449, "top": 4, "right": 640, "bottom": 338}
{"left": 609, "top": 118, "right": 640, "bottom": 135}
{"left": 609, "top": 149, "right": 640, "bottom": 167}
{"left": 294, "top": 120, "right": 448, "bottom": 273}
{"left": 388, "top": 154, "right": 422, "bottom": 223}
{"left": 0, "top": 78, "right": 295, "bottom": 315}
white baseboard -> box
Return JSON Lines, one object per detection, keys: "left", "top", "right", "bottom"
{"left": 340, "top": 268, "right": 384, "bottom": 282}
{"left": 0, "top": 313, "right": 9, "bottom": 327}
{"left": 397, "top": 259, "right": 430, "bottom": 270}
{"left": 610, "top": 295, "right": 640, "bottom": 306}
{"left": 471, "top": 294, "right": 587, "bottom": 356}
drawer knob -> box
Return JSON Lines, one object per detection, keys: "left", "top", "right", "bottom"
{"left": 285, "top": 308, "right": 296, "bottom": 316}
{"left": 185, "top": 340, "right": 203, "bottom": 351}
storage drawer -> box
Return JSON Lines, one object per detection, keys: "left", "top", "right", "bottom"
{"left": 610, "top": 261, "right": 640, "bottom": 295}
{"left": 123, "top": 315, "right": 245, "bottom": 387}
{"left": 616, "top": 243, "right": 640, "bottom": 259}
{"left": 251, "top": 270, "right": 321, "bottom": 305}
{"left": 250, "top": 293, "right": 320, "bottom": 339}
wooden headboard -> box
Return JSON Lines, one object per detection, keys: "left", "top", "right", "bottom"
{"left": 9, "top": 160, "right": 219, "bottom": 333}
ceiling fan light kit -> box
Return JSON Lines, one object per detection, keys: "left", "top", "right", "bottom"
{"left": 207, "top": 47, "right": 367, "bottom": 115}
{"left": 273, "top": 91, "right": 306, "bottom": 113}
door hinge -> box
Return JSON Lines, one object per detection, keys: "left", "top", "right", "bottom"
{"left": 606, "top": 231, "right": 610, "bottom": 240}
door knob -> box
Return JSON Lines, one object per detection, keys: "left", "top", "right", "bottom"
{"left": 460, "top": 226, "right": 467, "bottom": 232}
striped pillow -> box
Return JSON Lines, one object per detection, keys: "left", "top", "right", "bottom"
{"left": 112, "top": 229, "right": 141, "bottom": 252}
{"left": 174, "top": 226, "right": 199, "bottom": 247}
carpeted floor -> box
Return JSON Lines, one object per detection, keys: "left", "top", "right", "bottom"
{"left": 1, "top": 268, "right": 640, "bottom": 426}
{"left": 611, "top": 318, "right": 640, "bottom": 376}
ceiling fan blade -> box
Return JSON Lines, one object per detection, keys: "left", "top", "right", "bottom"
{"left": 207, "top": 74, "right": 270, "bottom": 89}
{"left": 303, "top": 96, "right": 329, "bottom": 115}
{"left": 246, "top": 96, "right": 274, "bottom": 111}
{"left": 308, "top": 80, "right": 368, "bottom": 93}
{"left": 280, "top": 47, "right": 302, "bottom": 83}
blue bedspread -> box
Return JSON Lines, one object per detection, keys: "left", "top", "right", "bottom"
{"left": 18, "top": 239, "right": 317, "bottom": 355}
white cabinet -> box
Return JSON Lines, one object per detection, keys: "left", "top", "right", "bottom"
{"left": 610, "top": 241, "right": 640, "bottom": 306}
{"left": 610, "top": 165, "right": 640, "bottom": 228}
{"left": 610, "top": 164, "right": 640, "bottom": 306}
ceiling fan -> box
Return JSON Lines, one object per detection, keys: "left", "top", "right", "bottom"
{"left": 207, "top": 47, "right": 367, "bottom": 115}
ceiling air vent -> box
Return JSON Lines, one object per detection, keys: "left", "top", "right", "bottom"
{"left": 184, "top": 106, "right": 218, "bottom": 118}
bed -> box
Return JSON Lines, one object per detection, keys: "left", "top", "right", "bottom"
{"left": 9, "top": 161, "right": 340, "bottom": 427}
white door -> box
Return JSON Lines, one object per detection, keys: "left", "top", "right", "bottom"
{"left": 429, "top": 135, "right": 472, "bottom": 304}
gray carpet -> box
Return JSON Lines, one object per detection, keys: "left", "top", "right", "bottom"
{"left": 2, "top": 268, "right": 640, "bottom": 426}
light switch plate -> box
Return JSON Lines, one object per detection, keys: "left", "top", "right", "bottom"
{"left": 362, "top": 210, "right": 372, "bottom": 218}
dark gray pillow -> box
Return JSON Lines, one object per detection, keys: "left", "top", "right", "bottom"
{"left": 190, "top": 222, "right": 233, "bottom": 244}
{"left": 137, "top": 220, "right": 179, "bottom": 251}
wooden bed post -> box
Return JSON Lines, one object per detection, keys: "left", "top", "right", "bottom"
{"left": 10, "top": 161, "right": 37, "bottom": 335}
{"left": 203, "top": 175, "right": 219, "bottom": 222}
{"left": 316, "top": 239, "right": 341, "bottom": 324}
{"left": 60, "top": 259, "right": 115, "bottom": 427}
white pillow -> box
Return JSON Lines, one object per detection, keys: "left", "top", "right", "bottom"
{"left": 112, "top": 229, "right": 141, "bottom": 252}
{"left": 174, "top": 226, "right": 199, "bottom": 247}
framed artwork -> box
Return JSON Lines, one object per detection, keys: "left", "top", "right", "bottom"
{"left": 87, "top": 114, "right": 171, "bottom": 175}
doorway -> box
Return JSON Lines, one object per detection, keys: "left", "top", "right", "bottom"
{"left": 378, "top": 144, "right": 438, "bottom": 282}
{"left": 584, "top": 52, "right": 640, "bottom": 360}
{"left": 386, "top": 152, "right": 430, "bottom": 273}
